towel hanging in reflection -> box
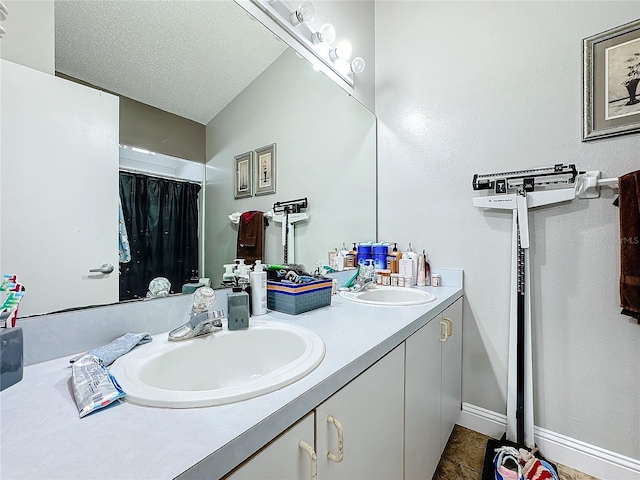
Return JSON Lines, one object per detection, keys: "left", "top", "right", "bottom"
{"left": 237, "top": 211, "right": 266, "bottom": 266}
{"left": 118, "top": 197, "right": 131, "bottom": 263}
{"left": 618, "top": 170, "right": 640, "bottom": 323}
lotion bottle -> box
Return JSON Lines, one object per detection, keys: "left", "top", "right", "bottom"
{"left": 250, "top": 260, "right": 267, "bottom": 316}
{"left": 398, "top": 254, "right": 413, "bottom": 283}
{"left": 406, "top": 243, "right": 418, "bottom": 285}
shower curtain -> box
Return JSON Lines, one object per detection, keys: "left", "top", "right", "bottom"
{"left": 119, "top": 172, "right": 201, "bottom": 301}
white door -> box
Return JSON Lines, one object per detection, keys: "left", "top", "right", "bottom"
{"left": 405, "top": 317, "right": 442, "bottom": 480}
{"left": 228, "top": 413, "right": 315, "bottom": 480}
{"left": 1, "top": 60, "right": 119, "bottom": 316}
{"left": 441, "top": 298, "right": 463, "bottom": 452}
{"left": 316, "top": 345, "right": 405, "bottom": 480}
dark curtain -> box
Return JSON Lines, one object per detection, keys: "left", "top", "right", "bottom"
{"left": 119, "top": 172, "right": 201, "bottom": 301}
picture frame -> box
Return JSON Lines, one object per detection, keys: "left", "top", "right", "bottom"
{"left": 234, "top": 151, "right": 253, "bottom": 199}
{"left": 583, "top": 19, "right": 640, "bottom": 141}
{"left": 254, "top": 144, "right": 277, "bottom": 196}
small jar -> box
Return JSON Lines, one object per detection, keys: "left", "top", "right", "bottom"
{"left": 376, "top": 271, "right": 383, "bottom": 285}
{"left": 380, "top": 269, "right": 391, "bottom": 286}
{"left": 404, "top": 275, "right": 413, "bottom": 287}
{"left": 397, "top": 275, "right": 405, "bottom": 287}
{"left": 432, "top": 274, "right": 441, "bottom": 287}
{"left": 390, "top": 273, "right": 399, "bottom": 287}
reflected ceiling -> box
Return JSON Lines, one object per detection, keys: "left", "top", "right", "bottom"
{"left": 54, "top": 1, "right": 288, "bottom": 124}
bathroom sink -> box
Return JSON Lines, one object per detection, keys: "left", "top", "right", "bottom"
{"left": 109, "top": 320, "right": 325, "bottom": 408}
{"left": 339, "top": 286, "right": 436, "bottom": 306}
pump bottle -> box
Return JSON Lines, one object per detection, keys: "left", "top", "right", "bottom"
{"left": 250, "top": 260, "right": 267, "bottom": 316}
{"left": 405, "top": 243, "right": 418, "bottom": 285}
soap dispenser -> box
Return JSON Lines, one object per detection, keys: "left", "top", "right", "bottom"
{"left": 222, "top": 264, "right": 236, "bottom": 287}
{"left": 227, "top": 287, "right": 249, "bottom": 330}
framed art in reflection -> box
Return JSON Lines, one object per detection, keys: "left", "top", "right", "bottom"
{"left": 254, "top": 144, "right": 276, "bottom": 196}
{"left": 234, "top": 151, "right": 253, "bottom": 199}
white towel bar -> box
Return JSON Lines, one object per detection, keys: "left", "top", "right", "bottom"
{"left": 576, "top": 171, "right": 618, "bottom": 199}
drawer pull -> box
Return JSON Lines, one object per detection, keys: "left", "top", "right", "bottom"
{"left": 298, "top": 440, "right": 317, "bottom": 480}
{"left": 439, "top": 320, "right": 448, "bottom": 342}
{"left": 444, "top": 317, "right": 453, "bottom": 337}
{"left": 326, "top": 415, "right": 344, "bottom": 463}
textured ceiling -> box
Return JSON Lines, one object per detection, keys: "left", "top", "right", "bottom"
{"left": 54, "top": 1, "right": 288, "bottom": 124}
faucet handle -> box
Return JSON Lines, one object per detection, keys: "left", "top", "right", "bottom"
{"left": 192, "top": 287, "right": 216, "bottom": 315}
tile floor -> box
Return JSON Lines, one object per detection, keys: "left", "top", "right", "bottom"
{"left": 434, "top": 425, "right": 600, "bottom": 480}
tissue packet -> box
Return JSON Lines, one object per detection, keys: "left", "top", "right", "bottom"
{"left": 71, "top": 354, "right": 125, "bottom": 418}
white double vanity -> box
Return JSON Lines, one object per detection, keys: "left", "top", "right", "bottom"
{"left": 0, "top": 271, "right": 463, "bottom": 480}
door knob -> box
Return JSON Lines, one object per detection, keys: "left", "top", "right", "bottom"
{"left": 89, "top": 263, "right": 114, "bottom": 274}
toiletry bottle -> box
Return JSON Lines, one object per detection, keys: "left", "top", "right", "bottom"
{"left": 250, "top": 260, "right": 267, "bottom": 316}
{"left": 329, "top": 248, "right": 338, "bottom": 267}
{"left": 423, "top": 250, "right": 431, "bottom": 286}
{"left": 348, "top": 242, "right": 358, "bottom": 268}
{"left": 372, "top": 243, "right": 389, "bottom": 271}
{"left": 417, "top": 252, "right": 426, "bottom": 286}
{"left": 334, "top": 250, "right": 345, "bottom": 271}
{"left": 386, "top": 243, "right": 401, "bottom": 274}
{"left": 398, "top": 253, "right": 413, "bottom": 284}
{"left": 236, "top": 262, "right": 252, "bottom": 314}
{"left": 340, "top": 242, "right": 350, "bottom": 259}
{"left": 227, "top": 287, "right": 249, "bottom": 330}
{"left": 222, "top": 264, "right": 236, "bottom": 287}
{"left": 406, "top": 243, "right": 418, "bottom": 286}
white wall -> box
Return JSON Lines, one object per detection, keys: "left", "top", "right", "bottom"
{"left": 205, "top": 49, "right": 376, "bottom": 281}
{"left": 376, "top": 1, "right": 640, "bottom": 459}
{"left": 0, "top": 1, "right": 54, "bottom": 74}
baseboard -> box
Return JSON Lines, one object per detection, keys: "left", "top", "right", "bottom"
{"left": 457, "top": 403, "right": 640, "bottom": 480}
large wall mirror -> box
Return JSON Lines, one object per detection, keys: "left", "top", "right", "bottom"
{"left": 3, "top": 0, "right": 376, "bottom": 318}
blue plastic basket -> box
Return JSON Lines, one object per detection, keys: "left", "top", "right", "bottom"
{"left": 267, "top": 278, "right": 332, "bottom": 315}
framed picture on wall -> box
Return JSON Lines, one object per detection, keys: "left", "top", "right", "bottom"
{"left": 583, "top": 19, "right": 640, "bottom": 141}
{"left": 254, "top": 144, "right": 277, "bottom": 196}
{"left": 234, "top": 151, "right": 253, "bottom": 199}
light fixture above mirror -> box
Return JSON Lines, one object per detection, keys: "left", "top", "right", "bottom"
{"left": 249, "top": 0, "right": 366, "bottom": 88}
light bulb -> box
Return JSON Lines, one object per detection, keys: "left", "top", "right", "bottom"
{"left": 350, "top": 57, "right": 366, "bottom": 74}
{"left": 312, "top": 23, "right": 336, "bottom": 45}
{"left": 289, "top": 2, "right": 315, "bottom": 26}
{"left": 329, "top": 40, "right": 352, "bottom": 62}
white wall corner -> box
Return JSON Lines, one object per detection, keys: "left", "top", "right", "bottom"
{"left": 458, "top": 403, "right": 640, "bottom": 480}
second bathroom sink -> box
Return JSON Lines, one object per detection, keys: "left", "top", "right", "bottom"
{"left": 339, "top": 286, "right": 436, "bottom": 306}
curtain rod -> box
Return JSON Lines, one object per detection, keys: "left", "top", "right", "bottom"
{"left": 119, "top": 167, "right": 203, "bottom": 186}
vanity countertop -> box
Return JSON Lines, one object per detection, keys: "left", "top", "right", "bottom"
{"left": 1, "top": 273, "right": 463, "bottom": 479}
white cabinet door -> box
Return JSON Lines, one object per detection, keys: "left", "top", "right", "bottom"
{"left": 440, "top": 298, "right": 463, "bottom": 453}
{"left": 1, "top": 60, "right": 119, "bottom": 316}
{"left": 316, "top": 345, "right": 405, "bottom": 480}
{"left": 228, "top": 413, "right": 315, "bottom": 480}
{"left": 404, "top": 316, "right": 442, "bottom": 480}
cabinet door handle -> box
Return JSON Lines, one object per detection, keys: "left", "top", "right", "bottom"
{"left": 298, "top": 440, "right": 317, "bottom": 480}
{"left": 444, "top": 317, "right": 453, "bottom": 337}
{"left": 439, "top": 320, "right": 448, "bottom": 342}
{"left": 326, "top": 415, "right": 344, "bottom": 463}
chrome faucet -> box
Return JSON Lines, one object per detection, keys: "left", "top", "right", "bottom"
{"left": 168, "top": 286, "right": 224, "bottom": 342}
{"left": 168, "top": 310, "right": 225, "bottom": 341}
{"left": 349, "top": 276, "right": 376, "bottom": 293}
